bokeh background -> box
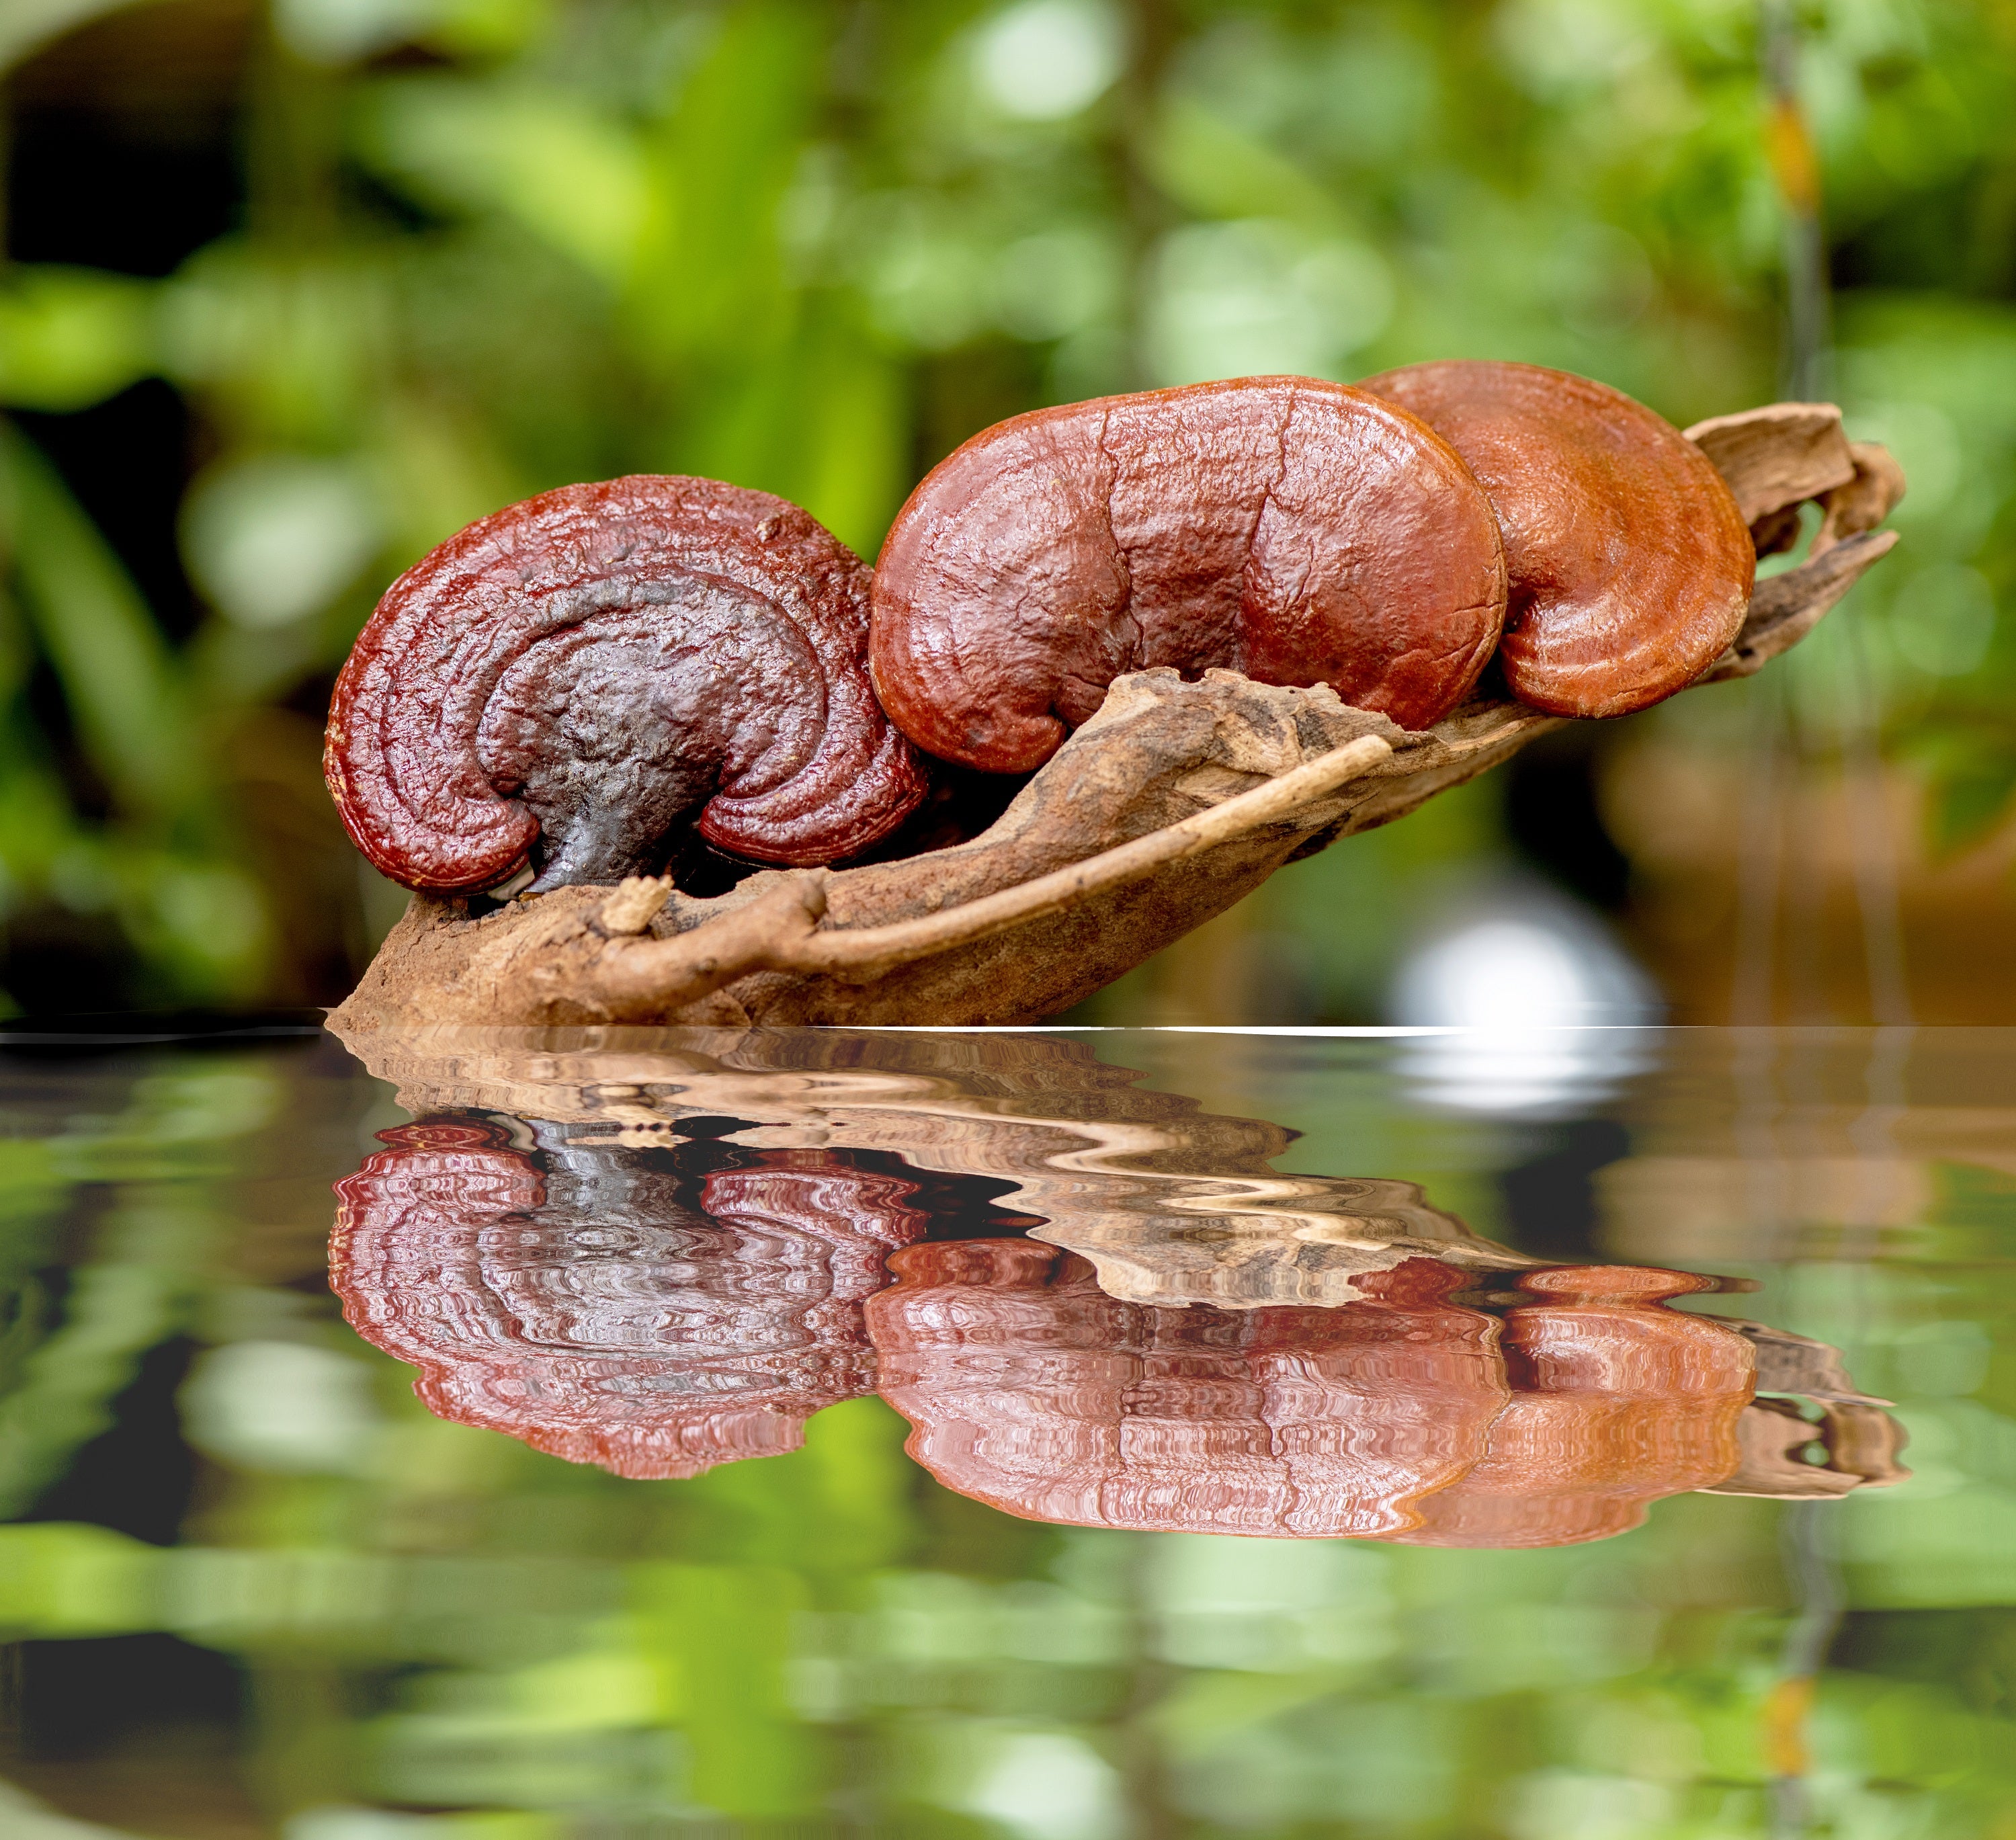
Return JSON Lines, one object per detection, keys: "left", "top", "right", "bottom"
{"left": 2, "top": 0, "right": 2015, "bottom": 1024}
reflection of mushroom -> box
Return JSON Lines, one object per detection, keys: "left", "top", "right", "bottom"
{"left": 866, "top": 1243, "right": 1510, "bottom": 1538}
{"left": 326, "top": 1030, "right": 1913, "bottom": 1529}
{"left": 870, "top": 1251, "right": 1777, "bottom": 1545}
{"left": 330, "top": 1121, "right": 922, "bottom": 1476}
{"left": 870, "top": 377, "right": 1508, "bottom": 772}
{"left": 325, "top": 478, "right": 927, "bottom": 893}
{"left": 1394, "top": 1267, "right": 1756, "bottom": 1548}
{"left": 1359, "top": 362, "right": 1755, "bottom": 718}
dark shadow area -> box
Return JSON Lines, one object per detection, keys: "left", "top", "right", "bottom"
{"left": 1503, "top": 724, "right": 1633, "bottom": 913}
{"left": 26, "top": 1337, "right": 201, "bottom": 1545}
{"left": 1497, "top": 1118, "right": 1633, "bottom": 1263}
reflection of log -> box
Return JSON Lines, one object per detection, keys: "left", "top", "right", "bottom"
{"left": 332, "top": 408, "right": 1903, "bottom": 1030}
{"left": 1705, "top": 1399, "right": 1861, "bottom": 1499}
{"left": 332, "top": 1025, "right": 1533, "bottom": 1307}
{"left": 1702, "top": 1396, "right": 1911, "bottom": 1499}
{"left": 331, "top": 1122, "right": 922, "bottom": 1478}
{"left": 326, "top": 1027, "right": 1909, "bottom": 1525}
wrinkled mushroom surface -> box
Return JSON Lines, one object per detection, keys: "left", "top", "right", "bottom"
{"left": 869, "top": 376, "right": 1508, "bottom": 772}
{"left": 329, "top": 401, "right": 1901, "bottom": 1032}
{"left": 325, "top": 476, "right": 927, "bottom": 893}
{"left": 1359, "top": 361, "right": 1755, "bottom": 718}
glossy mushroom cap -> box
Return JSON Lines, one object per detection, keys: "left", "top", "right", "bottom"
{"left": 870, "top": 377, "right": 1507, "bottom": 773}
{"left": 325, "top": 476, "right": 927, "bottom": 893}
{"left": 329, "top": 1124, "right": 924, "bottom": 1478}
{"left": 1357, "top": 362, "right": 1755, "bottom": 718}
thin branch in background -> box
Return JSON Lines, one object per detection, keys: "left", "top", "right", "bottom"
{"left": 1769, "top": 1499, "right": 1847, "bottom": 1838}
{"left": 1842, "top": 618, "right": 1913, "bottom": 1026}
{"left": 1763, "top": 0, "right": 1831, "bottom": 405}
{"left": 1747, "top": 0, "right": 1911, "bottom": 1033}
{"left": 1732, "top": 671, "right": 1786, "bottom": 1026}
{"left": 1754, "top": 11, "right": 1862, "bottom": 1831}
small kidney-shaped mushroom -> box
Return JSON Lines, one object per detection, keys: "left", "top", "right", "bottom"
{"left": 869, "top": 376, "right": 1509, "bottom": 774}
{"left": 1358, "top": 361, "right": 1756, "bottom": 718}
{"left": 325, "top": 476, "right": 928, "bottom": 892}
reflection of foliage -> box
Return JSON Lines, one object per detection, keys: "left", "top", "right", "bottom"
{"left": 0, "top": 1062, "right": 279, "bottom": 1515}
{"left": 5, "top": 1048, "right": 2016, "bottom": 1833}
{"left": 1, "top": 0, "right": 2013, "bottom": 1006}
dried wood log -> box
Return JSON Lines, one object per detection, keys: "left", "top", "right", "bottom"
{"left": 1685, "top": 402, "right": 1858, "bottom": 526}
{"left": 333, "top": 401, "right": 1904, "bottom": 1032}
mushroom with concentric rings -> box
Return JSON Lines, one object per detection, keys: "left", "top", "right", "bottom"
{"left": 868, "top": 375, "right": 1509, "bottom": 773}
{"left": 1357, "top": 360, "right": 1757, "bottom": 718}
{"left": 324, "top": 476, "right": 928, "bottom": 893}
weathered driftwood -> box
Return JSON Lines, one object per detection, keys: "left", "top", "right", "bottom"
{"left": 332, "top": 401, "right": 1905, "bottom": 1032}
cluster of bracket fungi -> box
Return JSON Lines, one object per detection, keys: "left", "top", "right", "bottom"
{"left": 324, "top": 363, "right": 1906, "bottom": 1028}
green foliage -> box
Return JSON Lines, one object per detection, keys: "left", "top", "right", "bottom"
{"left": 0, "top": 0, "right": 2012, "bottom": 1007}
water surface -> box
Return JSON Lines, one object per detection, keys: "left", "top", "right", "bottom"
{"left": 2, "top": 1025, "right": 2012, "bottom": 1839}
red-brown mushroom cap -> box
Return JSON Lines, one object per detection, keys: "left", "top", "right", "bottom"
{"left": 1357, "top": 361, "right": 1756, "bottom": 718}
{"left": 869, "top": 376, "right": 1508, "bottom": 773}
{"left": 325, "top": 476, "right": 928, "bottom": 892}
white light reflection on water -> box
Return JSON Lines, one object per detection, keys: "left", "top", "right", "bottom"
{"left": 1386, "top": 882, "right": 1663, "bottom": 1114}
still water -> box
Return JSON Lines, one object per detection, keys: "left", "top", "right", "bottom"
{"left": 1, "top": 1024, "right": 2012, "bottom": 1840}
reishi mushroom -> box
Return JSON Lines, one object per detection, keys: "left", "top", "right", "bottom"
{"left": 868, "top": 376, "right": 1509, "bottom": 773}
{"left": 1357, "top": 360, "right": 1756, "bottom": 718}
{"left": 324, "top": 476, "right": 928, "bottom": 893}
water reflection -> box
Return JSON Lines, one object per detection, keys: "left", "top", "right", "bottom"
{"left": 333, "top": 1120, "right": 925, "bottom": 1476}
{"left": 869, "top": 1242, "right": 1508, "bottom": 1538}
{"left": 1394, "top": 1265, "right": 1752, "bottom": 1547}
{"left": 329, "top": 1026, "right": 1907, "bottom": 1544}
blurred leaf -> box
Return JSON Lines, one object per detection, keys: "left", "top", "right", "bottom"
{"left": 0, "top": 267, "right": 156, "bottom": 411}
{"left": 357, "top": 79, "right": 651, "bottom": 286}
{"left": 630, "top": 1562, "right": 817, "bottom": 1816}
{"left": 1925, "top": 747, "right": 2016, "bottom": 855}
{"left": 0, "top": 1521, "right": 163, "bottom": 1635}
{"left": 628, "top": 1, "right": 821, "bottom": 364}
{"left": 0, "top": 421, "right": 200, "bottom": 819}
{"left": 277, "top": 0, "right": 446, "bottom": 65}
{"left": 181, "top": 452, "right": 384, "bottom": 630}
{"left": 0, "top": 0, "right": 154, "bottom": 75}
{"left": 1144, "top": 96, "right": 1344, "bottom": 233}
